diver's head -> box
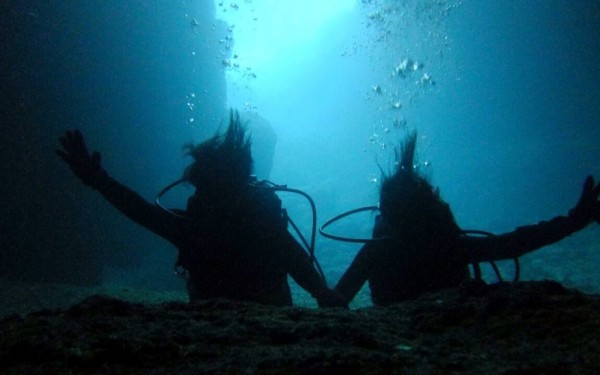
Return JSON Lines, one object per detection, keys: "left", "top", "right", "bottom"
{"left": 182, "top": 110, "right": 253, "bottom": 207}
{"left": 379, "top": 132, "right": 458, "bottom": 235}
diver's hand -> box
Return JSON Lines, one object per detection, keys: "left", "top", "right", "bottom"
{"left": 569, "top": 175, "right": 600, "bottom": 230}
{"left": 56, "top": 130, "right": 106, "bottom": 188}
{"left": 314, "top": 288, "right": 348, "bottom": 309}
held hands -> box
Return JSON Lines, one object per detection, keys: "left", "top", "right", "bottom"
{"left": 569, "top": 175, "right": 600, "bottom": 229}
{"left": 56, "top": 130, "right": 106, "bottom": 188}
{"left": 314, "top": 288, "right": 348, "bottom": 309}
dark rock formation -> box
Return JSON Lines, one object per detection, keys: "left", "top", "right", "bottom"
{"left": 1, "top": 281, "right": 599, "bottom": 374}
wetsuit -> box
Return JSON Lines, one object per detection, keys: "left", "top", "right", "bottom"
{"left": 335, "top": 214, "right": 582, "bottom": 306}
{"left": 92, "top": 174, "right": 329, "bottom": 306}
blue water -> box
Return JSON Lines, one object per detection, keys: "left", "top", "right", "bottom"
{"left": 2, "top": 1, "right": 599, "bottom": 304}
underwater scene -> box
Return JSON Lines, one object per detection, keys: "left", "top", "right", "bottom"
{"left": 2, "top": 0, "right": 600, "bottom": 373}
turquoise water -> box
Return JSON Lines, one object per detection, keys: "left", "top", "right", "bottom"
{"left": 2, "top": 1, "right": 599, "bottom": 306}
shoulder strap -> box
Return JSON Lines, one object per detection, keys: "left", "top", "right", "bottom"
{"left": 250, "top": 183, "right": 288, "bottom": 230}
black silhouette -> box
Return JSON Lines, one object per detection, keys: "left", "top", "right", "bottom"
{"left": 335, "top": 132, "right": 600, "bottom": 306}
{"left": 57, "top": 111, "right": 345, "bottom": 307}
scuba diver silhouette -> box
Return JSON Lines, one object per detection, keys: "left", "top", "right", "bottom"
{"left": 57, "top": 111, "right": 345, "bottom": 307}
{"left": 328, "top": 132, "right": 600, "bottom": 306}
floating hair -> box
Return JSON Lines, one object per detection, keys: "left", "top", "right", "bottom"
{"left": 183, "top": 110, "right": 253, "bottom": 187}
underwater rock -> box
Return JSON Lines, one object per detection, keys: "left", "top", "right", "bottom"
{"left": 1, "top": 280, "right": 599, "bottom": 373}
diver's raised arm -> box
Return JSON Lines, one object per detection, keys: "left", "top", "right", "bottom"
{"left": 57, "top": 130, "right": 106, "bottom": 188}
{"left": 465, "top": 176, "right": 600, "bottom": 262}
{"left": 57, "top": 130, "right": 183, "bottom": 245}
